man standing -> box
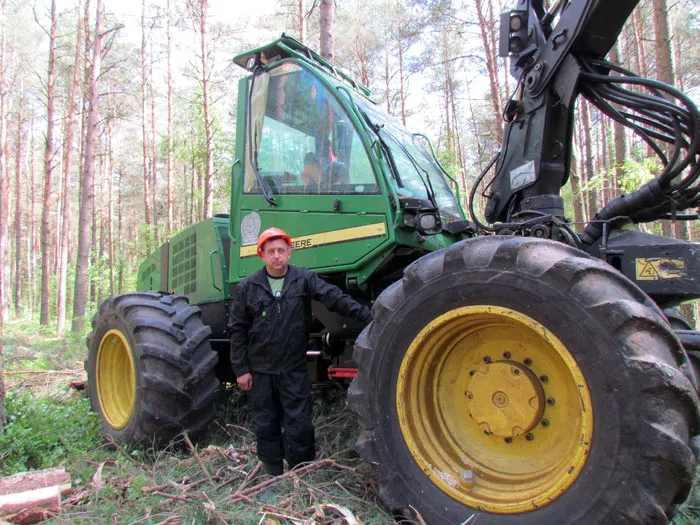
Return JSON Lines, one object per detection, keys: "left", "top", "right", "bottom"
{"left": 229, "top": 227, "right": 372, "bottom": 476}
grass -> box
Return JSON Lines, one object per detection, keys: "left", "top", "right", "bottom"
{"left": 1, "top": 317, "right": 700, "bottom": 524}
{"left": 0, "top": 318, "right": 393, "bottom": 524}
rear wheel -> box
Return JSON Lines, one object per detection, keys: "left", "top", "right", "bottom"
{"left": 86, "top": 292, "right": 219, "bottom": 446}
{"left": 349, "top": 236, "right": 699, "bottom": 524}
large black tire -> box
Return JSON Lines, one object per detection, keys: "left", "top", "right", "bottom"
{"left": 86, "top": 292, "right": 219, "bottom": 446}
{"left": 349, "top": 236, "right": 699, "bottom": 524}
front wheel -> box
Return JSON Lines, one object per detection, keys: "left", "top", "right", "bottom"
{"left": 86, "top": 292, "right": 219, "bottom": 446}
{"left": 349, "top": 236, "right": 699, "bottom": 524}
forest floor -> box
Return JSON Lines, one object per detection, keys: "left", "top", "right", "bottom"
{"left": 2, "top": 318, "right": 700, "bottom": 525}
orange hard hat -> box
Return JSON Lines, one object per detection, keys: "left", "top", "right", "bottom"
{"left": 257, "top": 227, "right": 292, "bottom": 257}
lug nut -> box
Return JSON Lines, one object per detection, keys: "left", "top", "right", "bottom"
{"left": 541, "top": 419, "right": 550, "bottom": 427}
{"left": 524, "top": 358, "right": 532, "bottom": 366}
{"left": 503, "top": 352, "right": 511, "bottom": 359}
{"left": 483, "top": 356, "right": 491, "bottom": 363}
{"left": 504, "top": 437, "right": 512, "bottom": 444}
{"left": 547, "top": 397, "right": 555, "bottom": 406}
{"left": 539, "top": 375, "right": 548, "bottom": 383}
{"left": 526, "top": 433, "right": 534, "bottom": 441}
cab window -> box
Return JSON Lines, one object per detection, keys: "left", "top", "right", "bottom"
{"left": 244, "top": 62, "right": 377, "bottom": 195}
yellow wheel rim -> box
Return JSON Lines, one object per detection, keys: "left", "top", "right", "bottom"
{"left": 96, "top": 329, "right": 136, "bottom": 430}
{"left": 397, "top": 306, "right": 592, "bottom": 513}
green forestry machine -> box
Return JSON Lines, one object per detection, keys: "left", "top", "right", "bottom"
{"left": 87, "top": 0, "right": 700, "bottom": 522}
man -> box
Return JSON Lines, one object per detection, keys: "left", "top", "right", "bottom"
{"left": 229, "top": 227, "right": 372, "bottom": 476}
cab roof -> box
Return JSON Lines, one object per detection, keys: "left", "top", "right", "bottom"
{"left": 233, "top": 34, "right": 372, "bottom": 99}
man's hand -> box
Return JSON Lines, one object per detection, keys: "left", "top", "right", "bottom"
{"left": 237, "top": 373, "right": 253, "bottom": 391}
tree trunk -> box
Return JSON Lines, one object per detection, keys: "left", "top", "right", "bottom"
{"left": 0, "top": 0, "right": 7, "bottom": 432}
{"left": 319, "top": 0, "right": 334, "bottom": 62}
{"left": 57, "top": 0, "right": 83, "bottom": 334}
{"left": 610, "top": 44, "right": 626, "bottom": 205}
{"left": 117, "top": 168, "right": 123, "bottom": 293}
{"left": 384, "top": 44, "right": 391, "bottom": 114}
{"left": 298, "top": 0, "right": 305, "bottom": 43}
{"left": 141, "top": 0, "right": 152, "bottom": 244}
{"left": 652, "top": 0, "right": 677, "bottom": 239}
{"left": 569, "top": 155, "right": 585, "bottom": 232}
{"left": 13, "top": 80, "right": 22, "bottom": 316}
{"left": 107, "top": 93, "right": 114, "bottom": 296}
{"left": 72, "top": 0, "right": 103, "bottom": 333}
{"left": 199, "top": 0, "right": 213, "bottom": 219}
{"left": 149, "top": 47, "right": 158, "bottom": 243}
{"left": 27, "top": 110, "right": 35, "bottom": 315}
{"left": 475, "top": 0, "right": 502, "bottom": 141}
{"left": 396, "top": 0, "right": 407, "bottom": 126}
{"left": 166, "top": 0, "right": 174, "bottom": 234}
{"left": 40, "top": 0, "right": 58, "bottom": 326}
{"left": 442, "top": 36, "right": 452, "bottom": 153}
{"left": 580, "top": 100, "right": 598, "bottom": 219}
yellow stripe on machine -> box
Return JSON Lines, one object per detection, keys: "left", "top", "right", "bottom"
{"left": 240, "top": 222, "right": 387, "bottom": 258}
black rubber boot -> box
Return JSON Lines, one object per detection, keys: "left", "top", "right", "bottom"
{"left": 263, "top": 462, "right": 283, "bottom": 476}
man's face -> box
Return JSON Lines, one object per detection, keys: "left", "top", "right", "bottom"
{"left": 261, "top": 238, "right": 292, "bottom": 276}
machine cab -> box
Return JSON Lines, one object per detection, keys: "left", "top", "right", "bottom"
{"left": 229, "top": 36, "right": 470, "bottom": 289}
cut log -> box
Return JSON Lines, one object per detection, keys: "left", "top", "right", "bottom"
{"left": 0, "top": 468, "right": 71, "bottom": 496}
{"left": 0, "top": 467, "right": 72, "bottom": 524}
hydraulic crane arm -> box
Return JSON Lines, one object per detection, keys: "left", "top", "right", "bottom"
{"left": 481, "top": 0, "right": 700, "bottom": 247}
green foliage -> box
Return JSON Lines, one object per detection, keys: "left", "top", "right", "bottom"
{"left": 617, "top": 157, "right": 660, "bottom": 194}
{"left": 0, "top": 390, "right": 102, "bottom": 475}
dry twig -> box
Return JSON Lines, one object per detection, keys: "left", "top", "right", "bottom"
{"left": 183, "top": 434, "right": 215, "bottom": 486}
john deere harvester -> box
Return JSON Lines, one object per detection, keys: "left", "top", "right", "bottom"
{"left": 87, "top": 0, "right": 700, "bottom": 521}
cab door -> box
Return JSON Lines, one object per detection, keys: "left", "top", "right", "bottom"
{"left": 230, "top": 61, "right": 389, "bottom": 281}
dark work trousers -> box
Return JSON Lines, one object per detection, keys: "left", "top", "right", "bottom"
{"left": 249, "top": 368, "right": 315, "bottom": 468}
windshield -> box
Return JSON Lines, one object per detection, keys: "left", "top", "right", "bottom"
{"left": 354, "top": 99, "right": 462, "bottom": 219}
{"left": 244, "top": 62, "right": 378, "bottom": 196}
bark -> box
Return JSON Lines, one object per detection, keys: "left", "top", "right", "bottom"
{"left": 298, "top": 0, "right": 305, "bottom": 43}
{"left": 633, "top": 11, "right": 649, "bottom": 78}
{"left": 0, "top": 0, "right": 6, "bottom": 432}
{"left": 569, "top": 157, "right": 585, "bottom": 232}
{"left": 475, "top": 0, "right": 502, "bottom": 141}
{"left": 580, "top": 100, "right": 598, "bottom": 218}
{"left": 149, "top": 44, "right": 158, "bottom": 242}
{"left": 319, "top": 0, "right": 334, "bottom": 62}
{"left": 653, "top": 0, "right": 680, "bottom": 239}
{"left": 396, "top": 0, "right": 406, "bottom": 126}
{"left": 117, "top": 168, "right": 123, "bottom": 293}
{"left": 13, "top": 80, "right": 22, "bottom": 315}
{"left": 107, "top": 94, "right": 115, "bottom": 296}
{"left": 166, "top": 0, "right": 174, "bottom": 233}
{"left": 610, "top": 44, "right": 626, "bottom": 204}
{"left": 57, "top": 0, "right": 83, "bottom": 334}
{"left": 0, "top": 467, "right": 71, "bottom": 495}
{"left": 0, "top": 467, "right": 71, "bottom": 525}
{"left": 384, "top": 44, "right": 391, "bottom": 114}
{"left": 72, "top": 0, "right": 103, "bottom": 333}
{"left": 199, "top": 0, "right": 213, "bottom": 219}
{"left": 40, "top": 0, "right": 58, "bottom": 325}
{"left": 141, "top": 0, "right": 152, "bottom": 239}
{"left": 442, "top": 36, "right": 452, "bottom": 152}
{"left": 28, "top": 110, "right": 35, "bottom": 314}
{"left": 599, "top": 114, "right": 608, "bottom": 206}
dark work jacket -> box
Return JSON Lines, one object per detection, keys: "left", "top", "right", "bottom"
{"left": 229, "top": 265, "right": 372, "bottom": 377}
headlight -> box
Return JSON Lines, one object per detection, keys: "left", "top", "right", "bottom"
{"left": 419, "top": 213, "right": 438, "bottom": 231}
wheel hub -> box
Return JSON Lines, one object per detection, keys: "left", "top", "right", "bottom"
{"left": 467, "top": 361, "right": 544, "bottom": 437}
{"left": 96, "top": 329, "right": 136, "bottom": 431}
{"left": 397, "top": 305, "right": 593, "bottom": 513}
